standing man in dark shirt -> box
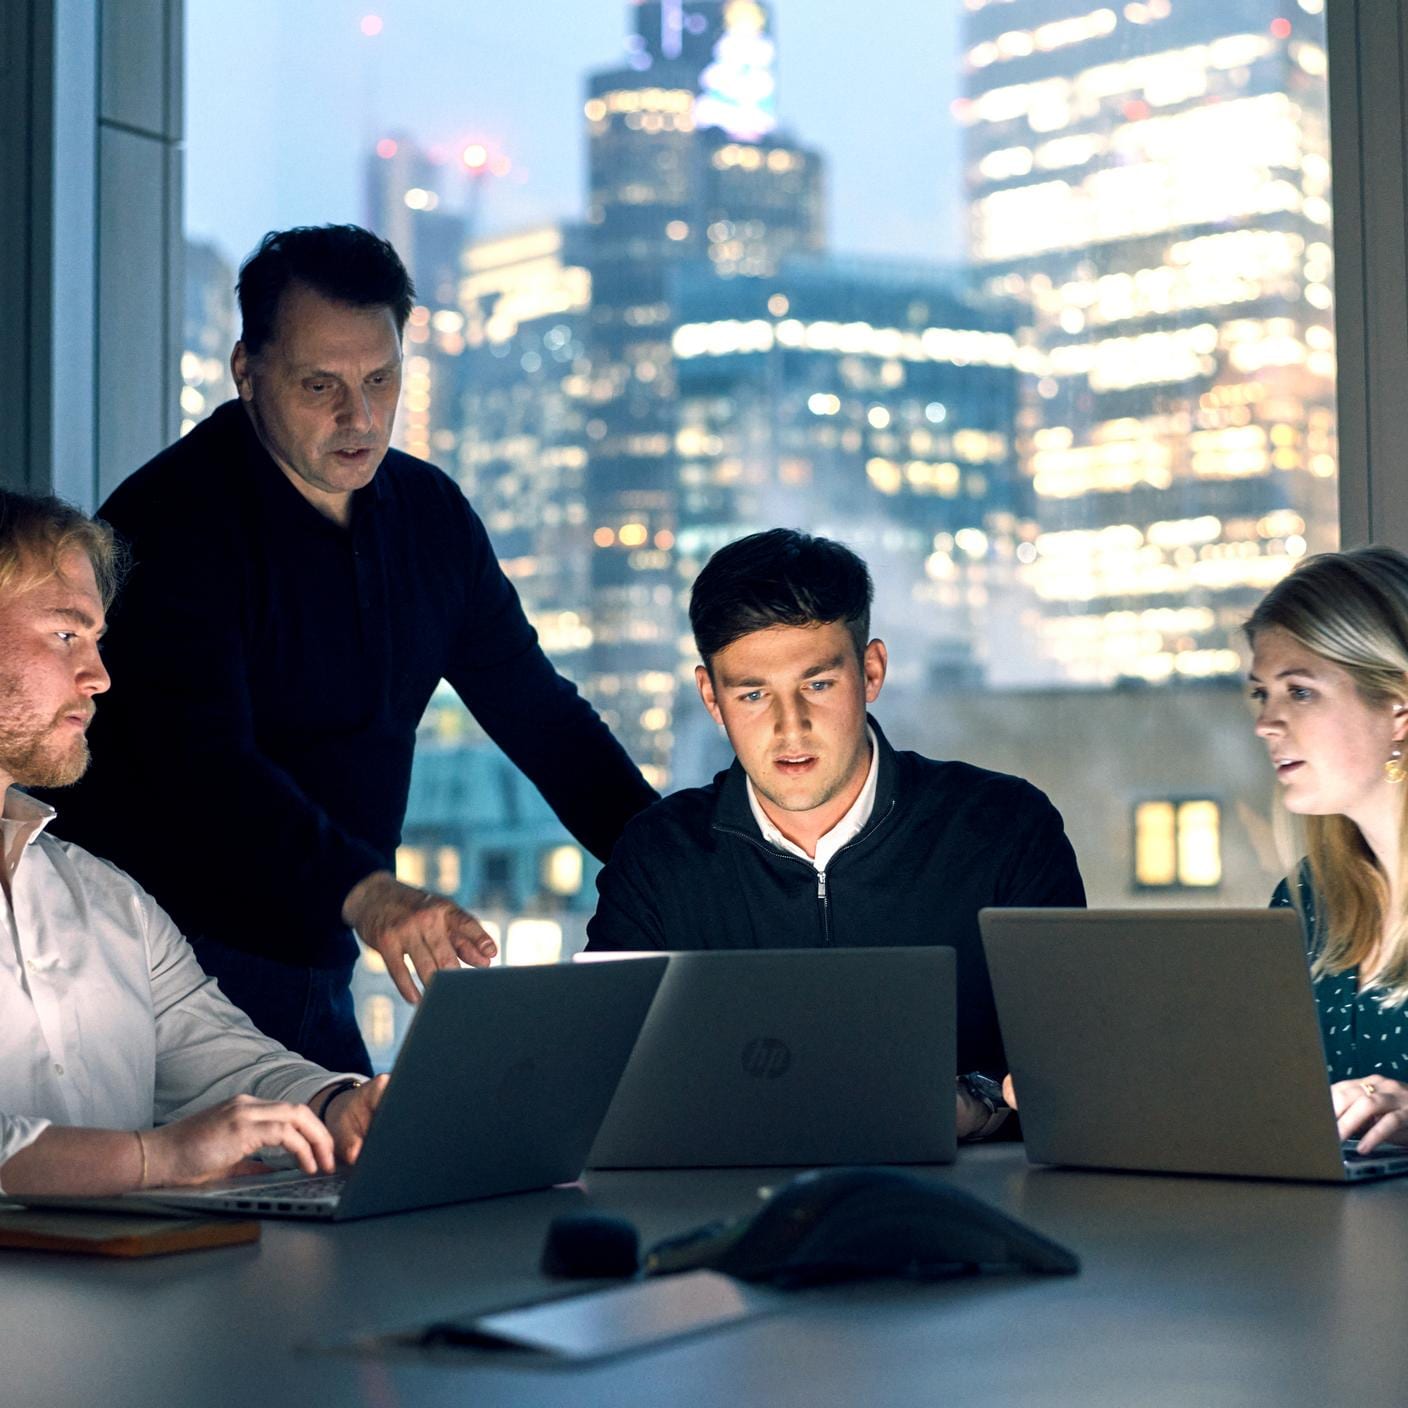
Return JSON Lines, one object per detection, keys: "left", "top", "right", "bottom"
{"left": 586, "top": 529, "right": 1086, "bottom": 1138}
{"left": 55, "top": 225, "right": 657, "bottom": 1073}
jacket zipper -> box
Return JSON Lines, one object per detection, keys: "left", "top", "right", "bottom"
{"left": 711, "top": 798, "right": 898, "bottom": 950}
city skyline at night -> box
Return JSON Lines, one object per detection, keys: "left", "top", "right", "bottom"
{"left": 180, "top": 1, "right": 1339, "bottom": 1061}
{"left": 185, "top": 0, "right": 962, "bottom": 275}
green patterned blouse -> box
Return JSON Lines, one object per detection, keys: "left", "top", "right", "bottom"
{"left": 1272, "top": 873, "right": 1408, "bottom": 1083}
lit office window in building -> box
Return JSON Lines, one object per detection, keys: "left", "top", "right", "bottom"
{"left": 1135, "top": 801, "right": 1177, "bottom": 888}
{"left": 436, "top": 846, "right": 462, "bottom": 894}
{"left": 505, "top": 919, "right": 564, "bottom": 966}
{"left": 543, "top": 844, "right": 585, "bottom": 897}
{"left": 395, "top": 845, "right": 428, "bottom": 888}
{"left": 1134, "top": 800, "right": 1222, "bottom": 890}
{"left": 363, "top": 995, "right": 397, "bottom": 1052}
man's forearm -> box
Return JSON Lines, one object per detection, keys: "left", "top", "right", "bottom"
{"left": 450, "top": 647, "right": 657, "bottom": 863}
{"left": 0, "top": 1126, "right": 145, "bottom": 1197}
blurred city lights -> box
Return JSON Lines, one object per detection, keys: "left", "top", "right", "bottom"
{"left": 505, "top": 920, "right": 563, "bottom": 967}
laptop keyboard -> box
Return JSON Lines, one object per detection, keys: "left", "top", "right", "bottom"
{"left": 182, "top": 1173, "right": 347, "bottom": 1204}
{"left": 1343, "top": 1140, "right": 1408, "bottom": 1163}
{"left": 253, "top": 1174, "right": 347, "bottom": 1202}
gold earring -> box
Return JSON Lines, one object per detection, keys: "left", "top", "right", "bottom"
{"left": 1388, "top": 747, "right": 1407, "bottom": 785}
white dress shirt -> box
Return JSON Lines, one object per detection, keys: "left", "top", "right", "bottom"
{"left": 0, "top": 788, "right": 345, "bottom": 1190}
{"left": 745, "top": 727, "right": 881, "bottom": 873}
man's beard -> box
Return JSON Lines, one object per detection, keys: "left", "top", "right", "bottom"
{"left": 0, "top": 709, "right": 92, "bottom": 789}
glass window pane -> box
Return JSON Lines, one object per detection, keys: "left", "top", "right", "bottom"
{"left": 362, "top": 994, "right": 396, "bottom": 1052}
{"left": 1176, "top": 800, "right": 1222, "bottom": 889}
{"left": 436, "top": 845, "right": 462, "bottom": 894}
{"left": 187, "top": 1, "right": 1337, "bottom": 1074}
{"left": 394, "top": 845, "right": 428, "bottom": 890}
{"left": 1134, "top": 800, "right": 1177, "bottom": 888}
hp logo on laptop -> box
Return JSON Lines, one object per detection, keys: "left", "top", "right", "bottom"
{"left": 741, "top": 1036, "right": 791, "bottom": 1078}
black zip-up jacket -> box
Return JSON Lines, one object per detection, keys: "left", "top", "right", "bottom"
{"left": 586, "top": 718, "right": 1086, "bottom": 1073}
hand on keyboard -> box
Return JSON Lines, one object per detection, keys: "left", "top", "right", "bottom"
{"left": 1332, "top": 1075, "right": 1408, "bottom": 1155}
{"left": 144, "top": 1094, "right": 336, "bottom": 1188}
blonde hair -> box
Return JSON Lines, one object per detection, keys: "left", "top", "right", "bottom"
{"left": 1245, "top": 546, "right": 1408, "bottom": 1005}
{"left": 0, "top": 490, "right": 121, "bottom": 608}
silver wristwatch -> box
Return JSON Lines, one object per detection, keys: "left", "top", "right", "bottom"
{"left": 958, "top": 1071, "right": 1010, "bottom": 1140}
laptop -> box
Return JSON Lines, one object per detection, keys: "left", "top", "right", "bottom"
{"left": 580, "top": 947, "right": 956, "bottom": 1169}
{"left": 28, "top": 958, "right": 666, "bottom": 1221}
{"left": 979, "top": 908, "right": 1408, "bottom": 1183}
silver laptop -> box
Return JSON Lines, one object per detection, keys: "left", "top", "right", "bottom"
{"left": 979, "top": 908, "right": 1408, "bottom": 1183}
{"left": 30, "top": 958, "right": 666, "bottom": 1221}
{"left": 581, "top": 948, "right": 956, "bottom": 1169}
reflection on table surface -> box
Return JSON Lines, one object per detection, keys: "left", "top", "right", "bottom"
{"left": 3, "top": 1147, "right": 1406, "bottom": 1408}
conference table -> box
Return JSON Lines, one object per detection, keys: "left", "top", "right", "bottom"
{"left": 4, "top": 1146, "right": 1407, "bottom": 1407}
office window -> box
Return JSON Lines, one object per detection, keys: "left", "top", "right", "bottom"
{"left": 1134, "top": 799, "right": 1222, "bottom": 890}
{"left": 435, "top": 845, "right": 462, "bottom": 894}
{"left": 481, "top": 850, "right": 513, "bottom": 908}
{"left": 362, "top": 995, "right": 397, "bottom": 1051}
{"left": 505, "top": 919, "right": 564, "bottom": 967}
{"left": 542, "top": 844, "right": 584, "bottom": 897}
{"left": 395, "top": 845, "right": 428, "bottom": 889}
{"left": 186, "top": 1, "right": 1336, "bottom": 914}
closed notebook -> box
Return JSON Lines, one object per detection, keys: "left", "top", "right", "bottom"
{"left": 0, "top": 1207, "right": 259, "bottom": 1257}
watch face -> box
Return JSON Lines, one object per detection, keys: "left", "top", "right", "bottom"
{"left": 962, "top": 1072, "right": 1006, "bottom": 1110}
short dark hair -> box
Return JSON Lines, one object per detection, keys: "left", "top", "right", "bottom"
{"left": 690, "top": 529, "right": 874, "bottom": 667}
{"left": 236, "top": 224, "right": 416, "bottom": 355}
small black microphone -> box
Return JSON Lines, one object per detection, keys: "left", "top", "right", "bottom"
{"left": 540, "top": 1211, "right": 641, "bottom": 1278}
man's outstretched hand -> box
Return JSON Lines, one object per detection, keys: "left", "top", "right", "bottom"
{"left": 343, "top": 871, "right": 497, "bottom": 1003}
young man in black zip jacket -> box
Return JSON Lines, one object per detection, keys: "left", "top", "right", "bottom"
{"left": 585, "top": 529, "right": 1086, "bottom": 1139}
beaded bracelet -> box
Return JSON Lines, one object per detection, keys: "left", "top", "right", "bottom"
{"left": 314, "top": 1078, "right": 364, "bottom": 1123}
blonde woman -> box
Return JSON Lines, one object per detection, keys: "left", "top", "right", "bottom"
{"left": 1246, "top": 546, "right": 1408, "bottom": 1154}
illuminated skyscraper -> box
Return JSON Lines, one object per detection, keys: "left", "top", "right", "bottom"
{"left": 582, "top": 0, "right": 825, "bottom": 783}
{"left": 958, "top": 1, "right": 1335, "bottom": 688}
{"left": 364, "top": 133, "right": 467, "bottom": 308}
{"left": 455, "top": 224, "right": 595, "bottom": 683}
{"left": 180, "top": 238, "right": 236, "bottom": 435}
{"left": 669, "top": 256, "right": 1020, "bottom": 727}
{"left": 365, "top": 134, "right": 471, "bottom": 461}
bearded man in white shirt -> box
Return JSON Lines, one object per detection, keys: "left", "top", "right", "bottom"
{"left": 0, "top": 489, "right": 386, "bottom": 1197}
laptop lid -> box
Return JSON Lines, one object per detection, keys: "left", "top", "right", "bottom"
{"left": 979, "top": 908, "right": 1407, "bottom": 1183}
{"left": 583, "top": 948, "right": 956, "bottom": 1169}
{"left": 333, "top": 957, "right": 667, "bottom": 1217}
{"left": 28, "top": 958, "right": 666, "bottom": 1221}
